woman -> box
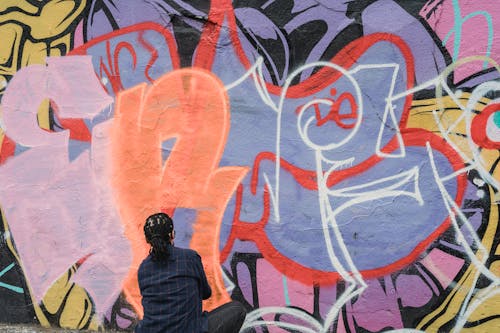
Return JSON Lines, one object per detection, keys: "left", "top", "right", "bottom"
{"left": 136, "top": 212, "right": 246, "bottom": 333}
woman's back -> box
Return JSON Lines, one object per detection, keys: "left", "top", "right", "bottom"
{"left": 136, "top": 245, "right": 211, "bottom": 333}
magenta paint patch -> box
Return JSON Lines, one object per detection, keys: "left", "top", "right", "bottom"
{"left": 420, "top": 247, "right": 465, "bottom": 289}
{"left": 256, "top": 259, "right": 286, "bottom": 307}
{"left": 351, "top": 277, "right": 404, "bottom": 331}
{"left": 421, "top": 1, "right": 500, "bottom": 82}
{"left": 396, "top": 274, "right": 433, "bottom": 308}
{"left": 285, "top": 276, "right": 315, "bottom": 315}
{"left": 74, "top": 21, "right": 84, "bottom": 48}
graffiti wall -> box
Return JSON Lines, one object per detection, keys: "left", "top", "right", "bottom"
{"left": 0, "top": 0, "right": 499, "bottom": 332}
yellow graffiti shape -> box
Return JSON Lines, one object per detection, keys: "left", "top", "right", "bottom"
{"left": 408, "top": 94, "right": 500, "bottom": 188}
{"left": 41, "top": 261, "right": 99, "bottom": 330}
{"left": 0, "top": 0, "right": 88, "bottom": 127}
{"left": 0, "top": 0, "right": 87, "bottom": 73}
{"left": 417, "top": 185, "right": 500, "bottom": 332}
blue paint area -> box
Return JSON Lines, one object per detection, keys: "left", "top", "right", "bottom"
{"left": 14, "top": 144, "right": 29, "bottom": 156}
{"left": 161, "top": 138, "right": 176, "bottom": 164}
{"left": 76, "top": 7, "right": 463, "bottom": 277}
{"left": 83, "top": 27, "right": 179, "bottom": 133}
{"left": 68, "top": 140, "right": 91, "bottom": 162}
{"left": 172, "top": 208, "right": 197, "bottom": 249}
{"left": 215, "top": 33, "right": 461, "bottom": 273}
{"left": 86, "top": 28, "right": 177, "bottom": 98}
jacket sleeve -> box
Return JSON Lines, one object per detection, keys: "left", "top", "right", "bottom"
{"left": 196, "top": 253, "right": 212, "bottom": 300}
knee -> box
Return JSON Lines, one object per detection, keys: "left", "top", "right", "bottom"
{"left": 233, "top": 301, "right": 247, "bottom": 323}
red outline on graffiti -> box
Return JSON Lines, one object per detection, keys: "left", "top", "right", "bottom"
{"left": 194, "top": 5, "right": 465, "bottom": 284}
{"left": 315, "top": 90, "right": 358, "bottom": 129}
{"left": 65, "top": 22, "right": 181, "bottom": 142}
{"left": 194, "top": 2, "right": 414, "bottom": 128}
{"left": 0, "top": 135, "right": 16, "bottom": 164}
{"left": 221, "top": 130, "right": 467, "bottom": 285}
{"left": 97, "top": 40, "right": 138, "bottom": 93}
{"left": 194, "top": 0, "right": 230, "bottom": 69}
{"left": 58, "top": 119, "right": 92, "bottom": 141}
{"left": 193, "top": 4, "right": 415, "bottom": 135}
{"left": 138, "top": 31, "right": 159, "bottom": 83}
{"left": 471, "top": 103, "right": 500, "bottom": 149}
{"left": 70, "top": 22, "right": 180, "bottom": 68}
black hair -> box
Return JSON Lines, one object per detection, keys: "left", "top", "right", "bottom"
{"left": 144, "top": 213, "right": 174, "bottom": 261}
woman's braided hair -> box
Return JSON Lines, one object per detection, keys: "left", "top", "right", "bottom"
{"left": 144, "top": 213, "right": 174, "bottom": 261}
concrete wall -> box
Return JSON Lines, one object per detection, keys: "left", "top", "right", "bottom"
{"left": 0, "top": 0, "right": 499, "bottom": 332}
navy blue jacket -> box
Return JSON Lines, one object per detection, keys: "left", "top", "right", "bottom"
{"left": 135, "top": 245, "right": 212, "bottom": 333}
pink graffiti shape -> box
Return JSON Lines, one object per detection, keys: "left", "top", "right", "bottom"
{"left": 0, "top": 56, "right": 131, "bottom": 317}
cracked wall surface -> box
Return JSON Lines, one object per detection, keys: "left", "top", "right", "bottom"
{"left": 0, "top": 1, "right": 500, "bottom": 332}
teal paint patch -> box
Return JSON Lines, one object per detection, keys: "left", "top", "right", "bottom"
{"left": 0, "top": 282, "right": 23, "bottom": 294}
{"left": 0, "top": 263, "right": 24, "bottom": 294}
{"left": 494, "top": 111, "right": 500, "bottom": 128}
{"left": 282, "top": 275, "right": 291, "bottom": 306}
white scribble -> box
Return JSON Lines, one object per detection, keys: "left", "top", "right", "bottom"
{"left": 426, "top": 142, "right": 500, "bottom": 333}
{"left": 231, "top": 54, "right": 500, "bottom": 332}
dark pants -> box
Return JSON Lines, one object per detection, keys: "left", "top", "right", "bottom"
{"left": 208, "top": 301, "right": 246, "bottom": 333}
